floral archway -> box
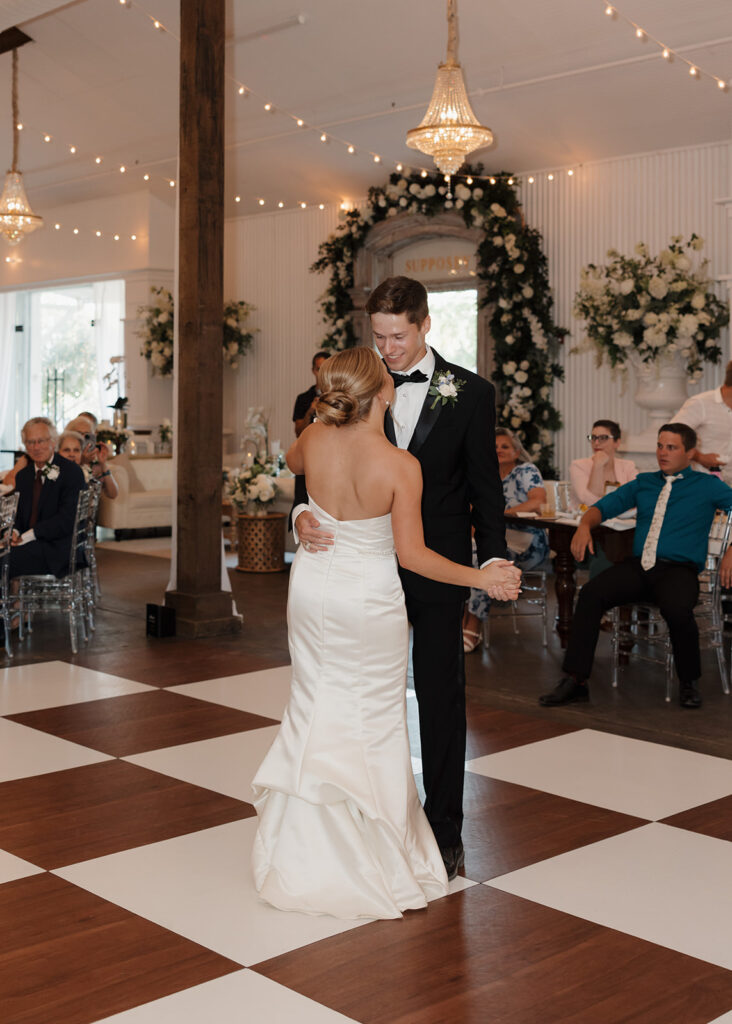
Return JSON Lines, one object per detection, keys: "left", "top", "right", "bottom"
{"left": 311, "top": 166, "right": 567, "bottom": 475}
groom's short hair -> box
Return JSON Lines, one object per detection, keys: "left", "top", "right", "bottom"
{"left": 366, "top": 276, "right": 429, "bottom": 326}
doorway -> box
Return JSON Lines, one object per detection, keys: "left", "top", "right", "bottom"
{"left": 427, "top": 288, "right": 478, "bottom": 372}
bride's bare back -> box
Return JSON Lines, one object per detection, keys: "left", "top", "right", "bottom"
{"left": 295, "top": 421, "right": 407, "bottom": 521}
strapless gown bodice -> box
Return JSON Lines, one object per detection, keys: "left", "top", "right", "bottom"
{"left": 250, "top": 499, "right": 448, "bottom": 920}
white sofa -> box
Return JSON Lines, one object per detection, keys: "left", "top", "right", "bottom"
{"left": 98, "top": 454, "right": 173, "bottom": 532}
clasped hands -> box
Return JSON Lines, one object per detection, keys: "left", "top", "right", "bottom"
{"left": 480, "top": 559, "right": 522, "bottom": 601}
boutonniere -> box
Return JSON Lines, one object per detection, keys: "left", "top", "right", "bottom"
{"left": 41, "top": 462, "right": 60, "bottom": 482}
{"left": 428, "top": 370, "right": 465, "bottom": 410}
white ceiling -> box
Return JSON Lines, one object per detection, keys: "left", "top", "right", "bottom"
{"left": 0, "top": 0, "right": 730, "bottom": 218}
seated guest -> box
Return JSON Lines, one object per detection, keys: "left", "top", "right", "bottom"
{"left": 569, "top": 419, "right": 637, "bottom": 507}
{"left": 66, "top": 415, "right": 119, "bottom": 500}
{"left": 673, "top": 360, "right": 732, "bottom": 484}
{"left": 58, "top": 430, "right": 84, "bottom": 465}
{"left": 9, "top": 417, "right": 86, "bottom": 579}
{"left": 463, "top": 427, "right": 549, "bottom": 652}
{"left": 539, "top": 423, "right": 732, "bottom": 710}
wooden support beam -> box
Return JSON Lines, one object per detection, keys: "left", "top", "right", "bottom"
{"left": 165, "top": 0, "right": 239, "bottom": 637}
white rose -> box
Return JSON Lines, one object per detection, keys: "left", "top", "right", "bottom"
{"left": 455, "top": 184, "right": 471, "bottom": 201}
{"left": 674, "top": 254, "right": 691, "bottom": 272}
{"left": 455, "top": 199, "right": 464, "bottom": 209}
{"left": 519, "top": 360, "right": 529, "bottom": 370}
{"left": 691, "top": 293, "right": 706, "bottom": 310}
{"left": 514, "top": 371, "right": 528, "bottom": 383}
{"left": 226, "top": 317, "right": 238, "bottom": 328}
{"left": 493, "top": 235, "right": 504, "bottom": 246}
{"left": 399, "top": 197, "right": 408, "bottom": 207}
{"left": 409, "top": 183, "right": 420, "bottom": 195}
{"left": 438, "top": 381, "right": 458, "bottom": 398}
{"left": 614, "top": 331, "right": 634, "bottom": 348}
{"left": 690, "top": 236, "right": 704, "bottom": 251}
{"left": 424, "top": 184, "right": 436, "bottom": 197}
{"left": 504, "top": 361, "right": 517, "bottom": 375}
{"left": 522, "top": 286, "right": 534, "bottom": 299}
{"left": 490, "top": 202, "right": 507, "bottom": 217}
{"left": 387, "top": 207, "right": 397, "bottom": 217}
{"left": 498, "top": 298, "right": 510, "bottom": 309}
{"left": 228, "top": 341, "right": 238, "bottom": 354}
{"left": 505, "top": 334, "right": 515, "bottom": 344}
{"left": 619, "top": 279, "right": 634, "bottom": 295}
{"left": 513, "top": 264, "right": 525, "bottom": 274}
{"left": 473, "top": 188, "right": 483, "bottom": 199}
{"left": 156, "top": 312, "right": 170, "bottom": 324}
{"left": 511, "top": 416, "right": 521, "bottom": 428}
{"left": 643, "top": 311, "right": 658, "bottom": 326}
{"left": 648, "top": 277, "right": 668, "bottom": 300}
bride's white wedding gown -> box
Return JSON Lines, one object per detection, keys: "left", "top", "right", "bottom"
{"left": 251, "top": 499, "right": 449, "bottom": 919}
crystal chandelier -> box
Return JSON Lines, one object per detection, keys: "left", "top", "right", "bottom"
{"left": 406, "top": 0, "right": 493, "bottom": 177}
{"left": 0, "top": 48, "right": 43, "bottom": 246}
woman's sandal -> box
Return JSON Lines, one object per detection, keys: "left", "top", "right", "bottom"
{"left": 462, "top": 628, "right": 482, "bottom": 653}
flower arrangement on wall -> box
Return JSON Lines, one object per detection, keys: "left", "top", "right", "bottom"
{"left": 137, "top": 287, "right": 258, "bottom": 377}
{"left": 573, "top": 235, "right": 729, "bottom": 380}
{"left": 311, "top": 167, "right": 567, "bottom": 475}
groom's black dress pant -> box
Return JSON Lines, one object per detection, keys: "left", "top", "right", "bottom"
{"left": 562, "top": 557, "right": 701, "bottom": 684}
{"left": 405, "top": 592, "right": 466, "bottom": 850}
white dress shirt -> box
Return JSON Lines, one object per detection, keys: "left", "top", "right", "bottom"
{"left": 674, "top": 387, "right": 732, "bottom": 484}
{"left": 390, "top": 347, "right": 435, "bottom": 450}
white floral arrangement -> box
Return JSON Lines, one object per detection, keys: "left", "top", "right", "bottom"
{"left": 573, "top": 235, "right": 729, "bottom": 379}
{"left": 311, "top": 166, "right": 566, "bottom": 475}
{"left": 41, "top": 462, "right": 60, "bottom": 482}
{"left": 137, "top": 288, "right": 258, "bottom": 377}
{"left": 228, "top": 459, "right": 280, "bottom": 514}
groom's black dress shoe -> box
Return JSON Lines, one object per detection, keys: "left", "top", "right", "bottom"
{"left": 679, "top": 680, "right": 702, "bottom": 708}
{"left": 440, "top": 842, "right": 465, "bottom": 881}
{"left": 539, "top": 676, "right": 589, "bottom": 707}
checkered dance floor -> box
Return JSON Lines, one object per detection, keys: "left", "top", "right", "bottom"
{"left": 2, "top": 660, "right": 732, "bottom": 1023}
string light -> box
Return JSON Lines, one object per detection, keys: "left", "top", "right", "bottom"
{"left": 235, "top": 195, "right": 241, "bottom": 203}
{"left": 73, "top": 228, "right": 79, "bottom": 234}
{"left": 528, "top": 176, "right": 535, "bottom": 183}
{"left": 373, "top": 154, "right": 381, "bottom": 163}
{"left": 601, "top": 1, "right": 730, "bottom": 92}
{"left": 547, "top": 173, "right": 554, "bottom": 181}
{"left": 54, "top": 223, "right": 60, "bottom": 229}
{"left": 278, "top": 201, "right": 284, "bottom": 208}
{"left": 95, "top": 156, "right": 102, "bottom": 164}
{"left": 119, "top": 165, "right": 126, "bottom": 173}
{"left": 567, "top": 169, "right": 574, "bottom": 176}
{"left": 238, "top": 86, "right": 246, "bottom": 95}
{"left": 95, "top": 230, "right": 102, "bottom": 236}
{"left": 168, "top": 179, "right": 175, "bottom": 187}
{"left": 69, "top": 145, "right": 76, "bottom": 153}
{"left": 396, "top": 163, "right": 403, "bottom": 172}
{"left": 113, "top": 234, "right": 120, "bottom": 240}
{"left": 347, "top": 145, "right": 355, "bottom": 154}
{"left": 263, "top": 102, "right": 272, "bottom": 112}
{"left": 320, "top": 133, "right": 327, "bottom": 142}
{"left": 296, "top": 118, "right": 305, "bottom": 127}
{"left": 258, "top": 198, "right": 265, "bottom": 205}
{"left": 300, "top": 201, "right": 307, "bottom": 208}
{"left": 130, "top": 233, "right": 137, "bottom": 240}
{"left": 43, "top": 134, "right": 50, "bottom": 142}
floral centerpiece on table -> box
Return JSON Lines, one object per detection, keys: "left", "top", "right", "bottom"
{"left": 228, "top": 459, "right": 280, "bottom": 516}
{"left": 137, "top": 288, "right": 258, "bottom": 377}
{"left": 573, "top": 235, "right": 729, "bottom": 380}
{"left": 158, "top": 419, "right": 173, "bottom": 444}
{"left": 96, "top": 426, "right": 133, "bottom": 455}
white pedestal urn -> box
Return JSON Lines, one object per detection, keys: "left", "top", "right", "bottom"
{"left": 621, "top": 351, "right": 690, "bottom": 471}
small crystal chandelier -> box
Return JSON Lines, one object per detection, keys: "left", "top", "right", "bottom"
{"left": 406, "top": 0, "right": 493, "bottom": 177}
{"left": 0, "top": 48, "right": 43, "bottom": 246}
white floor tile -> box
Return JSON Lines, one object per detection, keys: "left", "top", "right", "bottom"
{"left": 0, "top": 847, "right": 44, "bottom": 883}
{"left": 92, "top": 969, "right": 360, "bottom": 1023}
{"left": 466, "top": 728, "right": 732, "bottom": 819}
{"left": 0, "top": 719, "right": 111, "bottom": 782}
{"left": 488, "top": 822, "right": 732, "bottom": 970}
{"left": 172, "top": 667, "right": 292, "bottom": 721}
{"left": 707, "top": 1013, "right": 732, "bottom": 1024}
{"left": 54, "top": 819, "right": 368, "bottom": 966}
{"left": 124, "top": 727, "right": 280, "bottom": 803}
{"left": 0, "top": 660, "right": 151, "bottom": 715}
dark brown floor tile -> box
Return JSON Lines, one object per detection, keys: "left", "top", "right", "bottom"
{"left": 661, "top": 794, "right": 732, "bottom": 842}
{"left": 0, "top": 759, "right": 254, "bottom": 869}
{"left": 465, "top": 704, "right": 578, "bottom": 758}
{"left": 461, "top": 771, "right": 646, "bottom": 881}
{"left": 253, "top": 886, "right": 732, "bottom": 1024}
{"left": 6, "top": 689, "right": 278, "bottom": 756}
{"left": 0, "top": 873, "right": 242, "bottom": 1024}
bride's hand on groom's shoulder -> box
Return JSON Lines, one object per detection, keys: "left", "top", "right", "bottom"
{"left": 480, "top": 559, "right": 522, "bottom": 601}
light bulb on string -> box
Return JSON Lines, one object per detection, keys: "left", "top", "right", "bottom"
{"left": 278, "top": 201, "right": 284, "bottom": 208}
{"left": 347, "top": 145, "right": 355, "bottom": 154}
{"left": 235, "top": 195, "right": 241, "bottom": 203}
{"left": 689, "top": 65, "right": 698, "bottom": 77}
{"left": 396, "top": 163, "right": 403, "bottom": 172}
{"left": 43, "top": 134, "right": 50, "bottom": 142}
{"left": 662, "top": 48, "right": 671, "bottom": 60}
{"left": 320, "top": 133, "right": 327, "bottom": 142}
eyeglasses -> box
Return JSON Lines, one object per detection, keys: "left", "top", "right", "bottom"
{"left": 587, "top": 434, "right": 614, "bottom": 443}
{"left": 26, "top": 437, "right": 52, "bottom": 447}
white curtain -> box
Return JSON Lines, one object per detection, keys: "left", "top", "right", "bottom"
{"left": 92, "top": 279, "right": 125, "bottom": 415}
{"left": 0, "top": 291, "right": 17, "bottom": 452}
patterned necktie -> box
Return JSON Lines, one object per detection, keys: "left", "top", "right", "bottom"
{"left": 29, "top": 469, "right": 43, "bottom": 529}
{"left": 390, "top": 369, "right": 429, "bottom": 387}
{"left": 640, "top": 474, "right": 682, "bottom": 570}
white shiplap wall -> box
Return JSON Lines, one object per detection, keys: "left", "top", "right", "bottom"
{"left": 222, "top": 140, "right": 731, "bottom": 472}
{"left": 519, "top": 140, "right": 731, "bottom": 474}
{"left": 223, "top": 204, "right": 341, "bottom": 455}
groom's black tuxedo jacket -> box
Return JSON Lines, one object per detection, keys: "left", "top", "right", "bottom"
{"left": 386, "top": 349, "right": 506, "bottom": 604}
{"left": 14, "top": 453, "right": 86, "bottom": 577}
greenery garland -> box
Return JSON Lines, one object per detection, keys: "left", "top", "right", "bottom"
{"left": 311, "top": 166, "right": 567, "bottom": 475}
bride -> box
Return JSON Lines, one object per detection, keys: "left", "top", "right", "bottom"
{"left": 251, "top": 347, "right": 520, "bottom": 920}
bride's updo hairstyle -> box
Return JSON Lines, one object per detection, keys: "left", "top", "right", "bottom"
{"left": 314, "top": 347, "right": 385, "bottom": 427}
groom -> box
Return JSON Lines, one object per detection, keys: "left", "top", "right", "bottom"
{"left": 295, "top": 276, "right": 507, "bottom": 879}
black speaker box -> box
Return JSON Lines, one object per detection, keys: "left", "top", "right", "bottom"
{"left": 146, "top": 603, "right": 176, "bottom": 638}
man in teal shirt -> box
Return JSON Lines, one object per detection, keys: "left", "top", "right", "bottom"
{"left": 540, "top": 423, "right": 732, "bottom": 709}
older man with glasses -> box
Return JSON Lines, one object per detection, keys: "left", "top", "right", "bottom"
{"left": 8, "top": 417, "right": 86, "bottom": 579}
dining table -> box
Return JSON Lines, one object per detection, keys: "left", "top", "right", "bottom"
{"left": 504, "top": 511, "right": 636, "bottom": 648}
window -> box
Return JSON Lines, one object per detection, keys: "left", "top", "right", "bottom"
{"left": 0, "top": 279, "right": 124, "bottom": 463}
{"left": 427, "top": 288, "right": 477, "bottom": 372}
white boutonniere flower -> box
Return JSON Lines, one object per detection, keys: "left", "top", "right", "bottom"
{"left": 428, "top": 370, "right": 465, "bottom": 410}
{"left": 41, "top": 462, "right": 60, "bottom": 482}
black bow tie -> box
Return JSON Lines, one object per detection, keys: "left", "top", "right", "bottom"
{"left": 390, "top": 369, "right": 429, "bottom": 387}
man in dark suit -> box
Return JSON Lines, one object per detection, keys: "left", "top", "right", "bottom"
{"left": 290, "top": 351, "right": 330, "bottom": 522}
{"left": 294, "top": 277, "right": 508, "bottom": 878}
{"left": 10, "top": 417, "right": 86, "bottom": 579}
